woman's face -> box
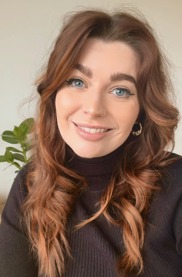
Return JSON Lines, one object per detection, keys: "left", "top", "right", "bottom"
{"left": 55, "top": 39, "right": 140, "bottom": 158}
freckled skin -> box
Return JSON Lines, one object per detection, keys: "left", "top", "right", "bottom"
{"left": 55, "top": 39, "right": 140, "bottom": 158}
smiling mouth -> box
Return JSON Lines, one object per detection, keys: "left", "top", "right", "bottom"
{"left": 74, "top": 123, "right": 111, "bottom": 134}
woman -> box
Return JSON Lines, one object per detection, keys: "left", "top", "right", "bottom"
{"left": 0, "top": 9, "right": 181, "bottom": 277}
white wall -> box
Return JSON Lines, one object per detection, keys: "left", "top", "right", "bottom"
{"left": 0, "top": 0, "right": 182, "bottom": 199}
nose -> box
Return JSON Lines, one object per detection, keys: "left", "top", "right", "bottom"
{"left": 82, "top": 90, "right": 107, "bottom": 118}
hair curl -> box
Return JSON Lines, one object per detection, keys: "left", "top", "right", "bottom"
{"left": 23, "top": 9, "right": 179, "bottom": 277}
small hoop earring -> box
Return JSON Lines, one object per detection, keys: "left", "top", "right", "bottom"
{"left": 132, "top": 122, "right": 142, "bottom": 136}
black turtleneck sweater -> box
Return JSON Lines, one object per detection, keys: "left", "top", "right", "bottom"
{"left": 64, "top": 145, "right": 124, "bottom": 277}
{"left": 0, "top": 146, "right": 182, "bottom": 277}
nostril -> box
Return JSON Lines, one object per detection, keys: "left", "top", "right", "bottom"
{"left": 83, "top": 105, "right": 107, "bottom": 117}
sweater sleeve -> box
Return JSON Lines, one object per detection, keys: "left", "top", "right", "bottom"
{"left": 172, "top": 158, "right": 182, "bottom": 255}
{"left": 0, "top": 167, "right": 38, "bottom": 277}
{"left": 174, "top": 195, "right": 182, "bottom": 254}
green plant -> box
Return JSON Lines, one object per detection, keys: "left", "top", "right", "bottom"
{"left": 0, "top": 118, "right": 34, "bottom": 172}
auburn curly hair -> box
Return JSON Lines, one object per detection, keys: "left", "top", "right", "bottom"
{"left": 23, "top": 9, "right": 179, "bottom": 277}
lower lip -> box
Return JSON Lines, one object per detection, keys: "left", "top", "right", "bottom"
{"left": 74, "top": 124, "right": 111, "bottom": 141}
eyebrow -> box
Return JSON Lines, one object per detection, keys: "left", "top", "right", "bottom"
{"left": 74, "top": 64, "right": 92, "bottom": 78}
{"left": 74, "top": 63, "right": 137, "bottom": 87}
{"left": 110, "top": 73, "right": 137, "bottom": 87}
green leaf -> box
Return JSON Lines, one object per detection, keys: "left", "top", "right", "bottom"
{"left": 14, "top": 125, "right": 26, "bottom": 142}
{"left": 4, "top": 150, "right": 14, "bottom": 163}
{"left": 2, "top": 131, "right": 19, "bottom": 144}
{"left": 13, "top": 153, "right": 25, "bottom": 162}
{"left": 0, "top": 155, "right": 6, "bottom": 162}
{"left": 12, "top": 118, "right": 35, "bottom": 143}
{"left": 12, "top": 161, "right": 21, "bottom": 169}
{"left": 13, "top": 126, "right": 21, "bottom": 140}
{"left": 6, "top": 147, "right": 22, "bottom": 153}
{"left": 0, "top": 117, "right": 34, "bottom": 172}
{"left": 19, "top": 118, "right": 34, "bottom": 135}
{"left": 20, "top": 118, "right": 34, "bottom": 129}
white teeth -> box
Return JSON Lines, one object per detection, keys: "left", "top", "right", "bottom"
{"left": 79, "top": 126, "right": 107, "bottom": 133}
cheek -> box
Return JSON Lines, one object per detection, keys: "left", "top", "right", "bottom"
{"left": 55, "top": 93, "right": 68, "bottom": 129}
{"left": 114, "top": 102, "right": 140, "bottom": 128}
{"left": 55, "top": 91, "right": 75, "bottom": 119}
{"left": 56, "top": 91, "right": 70, "bottom": 110}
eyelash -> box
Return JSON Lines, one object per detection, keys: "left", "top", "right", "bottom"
{"left": 65, "top": 78, "right": 85, "bottom": 88}
{"left": 111, "top": 88, "right": 135, "bottom": 98}
{"left": 65, "top": 78, "right": 135, "bottom": 98}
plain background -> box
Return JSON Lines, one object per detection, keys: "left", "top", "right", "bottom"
{"left": 0, "top": 0, "right": 182, "bottom": 200}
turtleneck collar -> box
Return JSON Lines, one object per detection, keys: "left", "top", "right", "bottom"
{"left": 65, "top": 144, "right": 124, "bottom": 179}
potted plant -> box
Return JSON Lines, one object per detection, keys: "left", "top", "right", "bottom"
{"left": 0, "top": 118, "right": 34, "bottom": 172}
{"left": 0, "top": 118, "right": 34, "bottom": 216}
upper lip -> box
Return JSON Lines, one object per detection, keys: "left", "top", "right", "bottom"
{"left": 73, "top": 122, "right": 112, "bottom": 130}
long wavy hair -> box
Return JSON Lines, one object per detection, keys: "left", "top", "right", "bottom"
{"left": 23, "top": 9, "right": 179, "bottom": 277}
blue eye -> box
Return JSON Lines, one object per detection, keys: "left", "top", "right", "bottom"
{"left": 112, "top": 88, "right": 134, "bottom": 98}
{"left": 66, "top": 78, "right": 85, "bottom": 88}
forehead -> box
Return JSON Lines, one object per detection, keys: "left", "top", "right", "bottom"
{"left": 76, "top": 38, "right": 139, "bottom": 79}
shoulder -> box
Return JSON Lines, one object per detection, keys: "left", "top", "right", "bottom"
{"left": 165, "top": 152, "right": 182, "bottom": 174}
{"left": 146, "top": 153, "right": 182, "bottom": 253}
{"left": 161, "top": 152, "right": 182, "bottom": 192}
{"left": 1, "top": 164, "right": 30, "bottom": 228}
{"left": 148, "top": 152, "right": 182, "bottom": 221}
{"left": 0, "top": 164, "right": 39, "bottom": 276}
{"left": 8, "top": 163, "right": 30, "bottom": 200}
{"left": 163, "top": 153, "right": 182, "bottom": 253}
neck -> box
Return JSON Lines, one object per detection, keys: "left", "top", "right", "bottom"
{"left": 65, "top": 145, "right": 124, "bottom": 176}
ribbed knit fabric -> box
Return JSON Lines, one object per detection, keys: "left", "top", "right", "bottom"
{"left": 0, "top": 147, "right": 182, "bottom": 277}
{"left": 63, "top": 145, "right": 124, "bottom": 277}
